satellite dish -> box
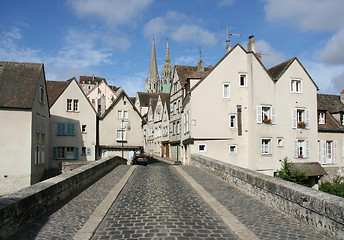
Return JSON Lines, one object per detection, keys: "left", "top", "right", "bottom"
{"left": 97, "top": 93, "right": 101, "bottom": 99}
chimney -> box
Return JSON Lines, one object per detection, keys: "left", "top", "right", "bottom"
{"left": 197, "top": 60, "right": 204, "bottom": 72}
{"left": 247, "top": 35, "right": 256, "bottom": 53}
{"left": 226, "top": 40, "right": 231, "bottom": 53}
{"left": 341, "top": 89, "right": 344, "bottom": 104}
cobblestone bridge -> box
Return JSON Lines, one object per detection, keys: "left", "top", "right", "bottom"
{"left": 10, "top": 159, "right": 330, "bottom": 240}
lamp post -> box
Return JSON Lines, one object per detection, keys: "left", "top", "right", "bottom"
{"left": 121, "top": 119, "right": 131, "bottom": 159}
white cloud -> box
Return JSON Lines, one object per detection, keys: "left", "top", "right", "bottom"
{"left": 263, "top": 0, "right": 344, "bottom": 32}
{"left": 68, "top": 0, "right": 153, "bottom": 28}
{"left": 172, "top": 24, "right": 217, "bottom": 46}
{"left": 143, "top": 17, "right": 167, "bottom": 38}
{"left": 316, "top": 28, "right": 344, "bottom": 65}
{"left": 175, "top": 55, "right": 197, "bottom": 65}
{"left": 218, "top": 0, "right": 235, "bottom": 7}
{"left": 115, "top": 71, "right": 147, "bottom": 96}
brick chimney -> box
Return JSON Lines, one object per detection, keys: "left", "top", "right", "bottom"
{"left": 197, "top": 60, "right": 204, "bottom": 72}
{"left": 247, "top": 35, "right": 256, "bottom": 53}
{"left": 341, "top": 89, "right": 344, "bottom": 104}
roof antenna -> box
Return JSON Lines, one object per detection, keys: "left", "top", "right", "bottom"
{"left": 191, "top": 46, "right": 203, "bottom": 61}
{"left": 219, "top": 26, "right": 241, "bottom": 52}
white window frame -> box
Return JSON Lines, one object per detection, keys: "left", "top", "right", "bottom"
{"left": 320, "top": 140, "right": 338, "bottom": 164}
{"left": 223, "top": 83, "right": 230, "bottom": 99}
{"left": 319, "top": 112, "right": 325, "bottom": 125}
{"left": 198, "top": 144, "right": 207, "bottom": 153}
{"left": 261, "top": 138, "right": 271, "bottom": 155}
{"left": 292, "top": 108, "right": 310, "bottom": 129}
{"left": 277, "top": 138, "right": 284, "bottom": 147}
{"left": 39, "top": 86, "right": 45, "bottom": 104}
{"left": 67, "top": 99, "right": 72, "bottom": 111}
{"left": 57, "top": 147, "right": 65, "bottom": 159}
{"left": 294, "top": 139, "right": 309, "bottom": 159}
{"left": 342, "top": 113, "right": 344, "bottom": 126}
{"left": 117, "top": 110, "right": 122, "bottom": 119}
{"left": 239, "top": 73, "right": 247, "bottom": 87}
{"left": 229, "top": 145, "right": 237, "bottom": 154}
{"left": 73, "top": 99, "right": 79, "bottom": 112}
{"left": 290, "top": 78, "right": 302, "bottom": 93}
{"left": 123, "top": 110, "right": 128, "bottom": 119}
{"left": 116, "top": 129, "right": 126, "bottom": 141}
{"left": 257, "top": 105, "right": 276, "bottom": 124}
{"left": 229, "top": 114, "right": 237, "bottom": 129}
{"left": 82, "top": 125, "right": 87, "bottom": 133}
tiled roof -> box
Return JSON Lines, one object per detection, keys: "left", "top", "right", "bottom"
{"left": 109, "top": 85, "right": 119, "bottom": 92}
{"left": 79, "top": 75, "right": 106, "bottom": 84}
{"left": 267, "top": 58, "right": 295, "bottom": 80}
{"left": 317, "top": 94, "right": 344, "bottom": 132}
{"left": 175, "top": 65, "right": 212, "bottom": 86}
{"left": 46, "top": 80, "right": 70, "bottom": 108}
{"left": 136, "top": 92, "right": 160, "bottom": 107}
{"left": 291, "top": 162, "right": 327, "bottom": 176}
{"left": 0, "top": 61, "right": 43, "bottom": 109}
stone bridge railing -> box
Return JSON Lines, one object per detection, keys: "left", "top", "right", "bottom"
{"left": 191, "top": 154, "right": 344, "bottom": 240}
{"left": 0, "top": 156, "right": 126, "bottom": 239}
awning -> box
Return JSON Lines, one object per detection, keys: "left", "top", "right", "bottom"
{"left": 291, "top": 162, "right": 327, "bottom": 177}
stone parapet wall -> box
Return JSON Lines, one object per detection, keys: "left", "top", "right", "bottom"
{"left": 0, "top": 156, "right": 126, "bottom": 239}
{"left": 321, "top": 166, "right": 344, "bottom": 184}
{"left": 59, "top": 161, "right": 91, "bottom": 174}
{"left": 191, "top": 154, "right": 344, "bottom": 240}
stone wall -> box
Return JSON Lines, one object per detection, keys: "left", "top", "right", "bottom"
{"left": 321, "top": 166, "right": 344, "bottom": 184}
{"left": 191, "top": 154, "right": 344, "bottom": 240}
{"left": 59, "top": 161, "right": 91, "bottom": 174}
{"left": 0, "top": 156, "right": 126, "bottom": 239}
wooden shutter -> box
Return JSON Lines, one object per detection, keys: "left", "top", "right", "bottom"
{"left": 320, "top": 140, "right": 325, "bottom": 164}
{"left": 271, "top": 107, "right": 276, "bottom": 124}
{"left": 57, "top": 123, "right": 62, "bottom": 135}
{"left": 334, "top": 140, "right": 338, "bottom": 164}
{"left": 257, "top": 106, "right": 262, "bottom": 124}
{"left": 294, "top": 140, "right": 298, "bottom": 158}
{"left": 74, "top": 147, "right": 79, "bottom": 160}
{"left": 292, "top": 109, "right": 297, "bottom": 128}
{"left": 86, "top": 147, "right": 91, "bottom": 156}
{"left": 305, "top": 110, "right": 310, "bottom": 129}
{"left": 305, "top": 140, "right": 309, "bottom": 158}
{"left": 71, "top": 123, "right": 75, "bottom": 136}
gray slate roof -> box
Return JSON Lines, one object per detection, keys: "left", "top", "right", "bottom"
{"left": 0, "top": 61, "right": 44, "bottom": 109}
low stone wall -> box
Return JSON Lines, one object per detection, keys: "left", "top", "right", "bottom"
{"left": 321, "top": 166, "right": 344, "bottom": 184}
{"left": 0, "top": 156, "right": 126, "bottom": 239}
{"left": 191, "top": 154, "right": 344, "bottom": 240}
{"left": 59, "top": 161, "right": 91, "bottom": 174}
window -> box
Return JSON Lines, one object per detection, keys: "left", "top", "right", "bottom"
{"left": 73, "top": 99, "right": 79, "bottom": 111}
{"left": 261, "top": 138, "right": 271, "bottom": 155}
{"left": 177, "top": 121, "right": 180, "bottom": 134}
{"left": 198, "top": 144, "right": 207, "bottom": 153}
{"left": 57, "top": 122, "right": 75, "bottom": 136}
{"left": 239, "top": 73, "right": 247, "bottom": 87}
{"left": 294, "top": 139, "right": 309, "bottom": 159}
{"left": 223, "top": 83, "right": 230, "bottom": 99}
{"left": 320, "top": 140, "right": 337, "bottom": 164}
{"left": 36, "top": 113, "right": 40, "bottom": 133}
{"left": 173, "top": 123, "right": 176, "bottom": 135}
{"left": 123, "top": 110, "right": 128, "bottom": 119}
{"left": 277, "top": 138, "right": 284, "bottom": 147}
{"left": 184, "top": 111, "right": 190, "bottom": 133}
{"left": 57, "top": 147, "right": 65, "bottom": 159}
{"left": 82, "top": 125, "right": 86, "bottom": 133}
{"left": 41, "top": 145, "right": 45, "bottom": 164}
{"left": 229, "top": 114, "right": 237, "bottom": 129}
{"left": 86, "top": 147, "right": 91, "bottom": 156}
{"left": 174, "top": 102, "right": 177, "bottom": 115}
{"left": 39, "top": 86, "right": 45, "bottom": 104}
{"left": 118, "top": 110, "right": 122, "bottom": 118}
{"left": 82, "top": 147, "right": 86, "bottom": 156}
{"left": 292, "top": 108, "right": 309, "bottom": 129}
{"left": 229, "top": 145, "right": 237, "bottom": 154}
{"left": 342, "top": 113, "right": 344, "bottom": 126}
{"left": 41, "top": 116, "right": 45, "bottom": 134}
{"left": 257, "top": 106, "right": 276, "bottom": 124}
{"left": 291, "top": 79, "right": 302, "bottom": 93}
{"left": 116, "top": 130, "right": 126, "bottom": 141}
{"left": 319, "top": 112, "right": 325, "bottom": 125}
{"left": 67, "top": 99, "right": 72, "bottom": 111}
{"left": 34, "top": 145, "right": 40, "bottom": 165}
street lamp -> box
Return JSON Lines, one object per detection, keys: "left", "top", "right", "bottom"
{"left": 121, "top": 119, "right": 131, "bottom": 159}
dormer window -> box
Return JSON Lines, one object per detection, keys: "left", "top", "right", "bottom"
{"left": 291, "top": 79, "right": 302, "bottom": 93}
{"left": 318, "top": 112, "right": 326, "bottom": 125}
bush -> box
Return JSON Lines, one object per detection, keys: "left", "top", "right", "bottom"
{"left": 319, "top": 176, "right": 344, "bottom": 198}
{"left": 276, "top": 157, "right": 308, "bottom": 186}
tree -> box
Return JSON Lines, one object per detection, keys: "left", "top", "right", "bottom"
{"left": 276, "top": 157, "right": 308, "bottom": 186}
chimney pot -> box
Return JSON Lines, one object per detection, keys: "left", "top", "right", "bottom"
{"left": 247, "top": 35, "right": 256, "bottom": 53}
{"left": 197, "top": 60, "right": 204, "bottom": 72}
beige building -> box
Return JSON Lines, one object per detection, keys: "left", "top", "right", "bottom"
{"left": 0, "top": 61, "right": 50, "bottom": 195}
{"left": 182, "top": 39, "right": 319, "bottom": 176}
{"left": 79, "top": 75, "right": 106, "bottom": 94}
{"left": 99, "top": 91, "right": 144, "bottom": 161}
{"left": 317, "top": 92, "right": 344, "bottom": 182}
{"left": 47, "top": 78, "right": 98, "bottom": 170}
{"left": 86, "top": 80, "right": 121, "bottom": 115}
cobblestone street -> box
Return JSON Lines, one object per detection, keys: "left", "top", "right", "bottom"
{"left": 9, "top": 159, "right": 331, "bottom": 240}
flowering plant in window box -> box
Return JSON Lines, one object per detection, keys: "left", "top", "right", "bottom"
{"left": 263, "top": 116, "right": 272, "bottom": 124}
{"left": 297, "top": 121, "right": 307, "bottom": 128}
{"left": 298, "top": 154, "right": 303, "bottom": 158}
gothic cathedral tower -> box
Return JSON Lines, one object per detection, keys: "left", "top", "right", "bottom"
{"left": 145, "top": 39, "right": 160, "bottom": 93}
{"left": 161, "top": 39, "right": 173, "bottom": 93}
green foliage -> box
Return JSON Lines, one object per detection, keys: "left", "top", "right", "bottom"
{"left": 319, "top": 176, "right": 344, "bottom": 198}
{"left": 276, "top": 157, "right": 308, "bottom": 186}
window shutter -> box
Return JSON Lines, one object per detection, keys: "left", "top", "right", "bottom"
{"left": 292, "top": 109, "right": 297, "bottom": 128}
{"left": 71, "top": 123, "right": 75, "bottom": 136}
{"left": 57, "top": 123, "right": 62, "bottom": 135}
{"left": 305, "top": 110, "right": 310, "bottom": 129}
{"left": 41, "top": 145, "right": 45, "bottom": 164}
{"left": 53, "top": 147, "right": 57, "bottom": 159}
{"left": 305, "top": 140, "right": 309, "bottom": 158}
{"left": 334, "top": 140, "right": 338, "bottom": 164}
{"left": 271, "top": 107, "right": 276, "bottom": 124}
{"left": 61, "top": 123, "right": 66, "bottom": 135}
{"left": 67, "top": 123, "right": 71, "bottom": 135}
{"left": 257, "top": 106, "right": 262, "bottom": 124}
{"left": 86, "top": 147, "right": 91, "bottom": 156}
{"left": 74, "top": 147, "right": 79, "bottom": 160}
{"left": 36, "top": 114, "right": 40, "bottom": 133}
{"left": 294, "top": 140, "right": 298, "bottom": 158}
{"left": 320, "top": 140, "right": 325, "bottom": 164}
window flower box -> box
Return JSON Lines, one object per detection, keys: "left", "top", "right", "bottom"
{"left": 298, "top": 154, "right": 303, "bottom": 159}
{"left": 263, "top": 116, "right": 272, "bottom": 124}
{"left": 297, "top": 121, "right": 307, "bottom": 129}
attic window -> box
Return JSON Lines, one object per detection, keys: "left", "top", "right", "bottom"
{"left": 39, "top": 86, "right": 45, "bottom": 104}
{"left": 291, "top": 79, "right": 302, "bottom": 93}
{"left": 319, "top": 112, "right": 325, "bottom": 125}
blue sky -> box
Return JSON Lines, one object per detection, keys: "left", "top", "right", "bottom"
{"left": 1, "top": 0, "right": 343, "bottom": 97}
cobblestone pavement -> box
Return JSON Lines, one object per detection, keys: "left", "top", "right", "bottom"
{"left": 91, "top": 163, "right": 238, "bottom": 240}
{"left": 9, "top": 165, "right": 132, "bottom": 240}
{"left": 181, "top": 166, "right": 331, "bottom": 240}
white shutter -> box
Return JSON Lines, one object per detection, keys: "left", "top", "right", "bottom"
{"left": 334, "top": 140, "right": 338, "bottom": 164}
{"left": 305, "top": 140, "right": 309, "bottom": 158}
{"left": 271, "top": 107, "right": 276, "bottom": 124}
{"left": 320, "top": 140, "right": 325, "bottom": 164}
{"left": 305, "top": 110, "right": 310, "bottom": 129}
{"left": 257, "top": 106, "right": 262, "bottom": 124}
{"left": 292, "top": 109, "right": 297, "bottom": 128}
{"left": 294, "top": 140, "right": 298, "bottom": 158}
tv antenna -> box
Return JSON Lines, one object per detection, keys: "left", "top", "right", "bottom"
{"left": 191, "top": 46, "right": 203, "bottom": 61}
{"left": 219, "top": 26, "right": 241, "bottom": 49}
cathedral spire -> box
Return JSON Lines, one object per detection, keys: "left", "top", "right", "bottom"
{"left": 145, "top": 38, "right": 160, "bottom": 93}
{"left": 164, "top": 39, "right": 170, "bottom": 65}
